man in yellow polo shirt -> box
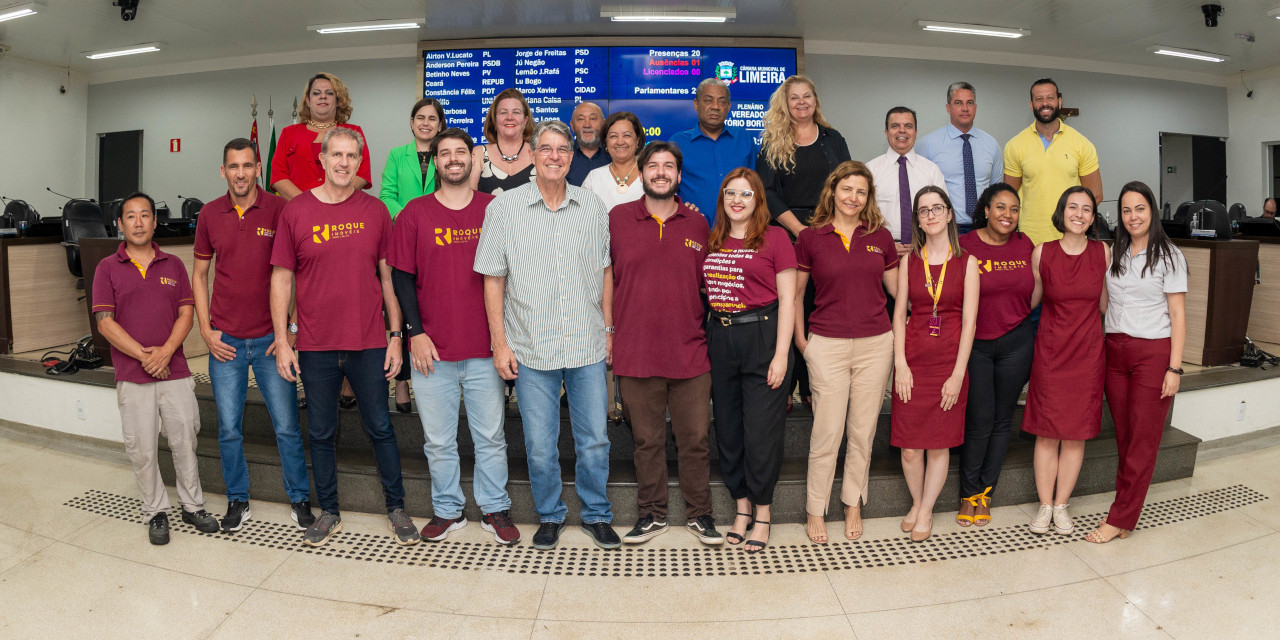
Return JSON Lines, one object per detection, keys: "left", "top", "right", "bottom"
{"left": 1002, "top": 78, "right": 1103, "bottom": 244}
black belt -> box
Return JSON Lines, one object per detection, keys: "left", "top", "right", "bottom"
{"left": 710, "top": 302, "right": 779, "bottom": 327}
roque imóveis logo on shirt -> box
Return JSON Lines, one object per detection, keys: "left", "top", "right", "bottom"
{"left": 979, "top": 259, "right": 1029, "bottom": 274}
{"left": 312, "top": 222, "right": 365, "bottom": 244}
{"left": 434, "top": 226, "right": 481, "bottom": 246}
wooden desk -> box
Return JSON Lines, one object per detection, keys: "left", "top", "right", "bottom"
{"left": 1240, "top": 236, "right": 1280, "bottom": 344}
{"left": 80, "top": 237, "right": 210, "bottom": 368}
{"left": 1174, "top": 239, "right": 1259, "bottom": 366}
{"left": 0, "top": 237, "right": 92, "bottom": 354}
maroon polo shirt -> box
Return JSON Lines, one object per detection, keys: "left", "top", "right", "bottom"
{"left": 387, "top": 192, "right": 494, "bottom": 362}
{"left": 703, "top": 225, "right": 797, "bottom": 313}
{"left": 193, "top": 190, "right": 285, "bottom": 339}
{"left": 609, "top": 197, "right": 711, "bottom": 379}
{"left": 795, "top": 223, "right": 898, "bottom": 339}
{"left": 959, "top": 230, "right": 1035, "bottom": 340}
{"left": 91, "top": 242, "right": 195, "bottom": 384}
{"left": 270, "top": 190, "right": 392, "bottom": 352}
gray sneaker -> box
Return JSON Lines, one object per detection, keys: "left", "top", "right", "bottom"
{"left": 387, "top": 508, "right": 421, "bottom": 546}
{"left": 303, "top": 511, "right": 342, "bottom": 547}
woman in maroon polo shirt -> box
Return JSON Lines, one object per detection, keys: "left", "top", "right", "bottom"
{"left": 703, "top": 167, "right": 797, "bottom": 553}
{"left": 891, "top": 186, "right": 979, "bottom": 542}
{"left": 793, "top": 161, "right": 898, "bottom": 544}
{"left": 954, "top": 183, "right": 1035, "bottom": 527}
{"left": 271, "top": 72, "right": 373, "bottom": 199}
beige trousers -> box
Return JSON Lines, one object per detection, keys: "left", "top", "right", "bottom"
{"left": 117, "top": 377, "right": 204, "bottom": 518}
{"left": 803, "top": 331, "right": 894, "bottom": 516}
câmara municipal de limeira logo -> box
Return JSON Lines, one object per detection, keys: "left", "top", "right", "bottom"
{"left": 714, "top": 60, "right": 738, "bottom": 84}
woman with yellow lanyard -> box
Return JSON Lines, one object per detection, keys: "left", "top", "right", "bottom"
{"left": 890, "top": 186, "right": 980, "bottom": 542}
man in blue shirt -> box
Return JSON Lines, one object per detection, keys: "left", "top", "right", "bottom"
{"left": 566, "top": 101, "right": 610, "bottom": 187}
{"left": 668, "top": 78, "right": 758, "bottom": 227}
{"left": 916, "top": 81, "right": 1000, "bottom": 233}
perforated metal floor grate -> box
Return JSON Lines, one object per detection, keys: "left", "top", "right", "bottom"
{"left": 65, "top": 485, "right": 1267, "bottom": 577}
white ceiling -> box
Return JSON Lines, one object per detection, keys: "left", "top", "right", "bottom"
{"left": 1, "top": 0, "right": 1279, "bottom": 78}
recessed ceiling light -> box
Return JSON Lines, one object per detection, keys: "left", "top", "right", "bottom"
{"left": 0, "top": 1, "right": 43, "bottom": 23}
{"left": 84, "top": 42, "right": 162, "bottom": 60}
{"left": 600, "top": 5, "right": 735, "bottom": 22}
{"left": 918, "top": 21, "right": 1027, "bottom": 38}
{"left": 1149, "top": 45, "right": 1228, "bottom": 63}
{"left": 308, "top": 19, "right": 421, "bottom": 34}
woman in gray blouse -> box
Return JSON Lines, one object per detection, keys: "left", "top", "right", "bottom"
{"left": 1088, "top": 181, "right": 1187, "bottom": 544}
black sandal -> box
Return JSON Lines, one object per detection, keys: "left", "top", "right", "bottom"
{"left": 744, "top": 520, "right": 771, "bottom": 554}
{"left": 725, "top": 511, "right": 754, "bottom": 545}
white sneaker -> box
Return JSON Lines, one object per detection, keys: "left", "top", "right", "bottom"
{"left": 1029, "top": 503, "right": 1053, "bottom": 534}
{"left": 1052, "top": 504, "right": 1074, "bottom": 535}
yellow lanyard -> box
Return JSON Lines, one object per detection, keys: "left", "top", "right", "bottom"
{"left": 922, "top": 245, "right": 950, "bottom": 317}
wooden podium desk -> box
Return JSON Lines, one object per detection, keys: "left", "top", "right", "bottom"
{"left": 1173, "top": 238, "right": 1259, "bottom": 366}
{"left": 0, "top": 236, "right": 91, "bottom": 354}
{"left": 1240, "top": 236, "right": 1280, "bottom": 345}
{"left": 79, "top": 237, "right": 210, "bottom": 368}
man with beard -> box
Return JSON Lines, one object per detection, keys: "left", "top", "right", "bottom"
{"left": 193, "top": 138, "right": 313, "bottom": 533}
{"left": 566, "top": 101, "right": 610, "bottom": 186}
{"left": 605, "top": 141, "right": 723, "bottom": 546}
{"left": 388, "top": 128, "right": 520, "bottom": 545}
{"left": 1002, "top": 78, "right": 1103, "bottom": 244}
{"left": 669, "top": 78, "right": 758, "bottom": 228}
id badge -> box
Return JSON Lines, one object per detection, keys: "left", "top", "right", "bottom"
{"left": 928, "top": 314, "right": 941, "bottom": 337}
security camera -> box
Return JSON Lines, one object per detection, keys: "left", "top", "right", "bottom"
{"left": 113, "top": 0, "right": 139, "bottom": 21}
{"left": 1202, "top": 4, "right": 1223, "bottom": 27}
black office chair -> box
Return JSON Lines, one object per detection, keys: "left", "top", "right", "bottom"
{"left": 100, "top": 199, "right": 122, "bottom": 236}
{"left": 1187, "top": 200, "right": 1231, "bottom": 240}
{"left": 1091, "top": 216, "right": 1114, "bottom": 240}
{"left": 1228, "top": 203, "right": 1248, "bottom": 222}
{"left": 1174, "top": 201, "right": 1192, "bottom": 220}
{"left": 3, "top": 199, "right": 40, "bottom": 229}
{"left": 181, "top": 197, "right": 204, "bottom": 220}
{"left": 60, "top": 199, "right": 108, "bottom": 288}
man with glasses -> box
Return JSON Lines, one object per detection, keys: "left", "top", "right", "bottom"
{"left": 669, "top": 78, "right": 758, "bottom": 227}
{"left": 474, "top": 119, "right": 618, "bottom": 550}
{"left": 867, "top": 106, "right": 948, "bottom": 255}
{"left": 916, "top": 82, "right": 1000, "bottom": 234}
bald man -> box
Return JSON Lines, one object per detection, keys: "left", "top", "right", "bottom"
{"left": 567, "top": 101, "right": 610, "bottom": 186}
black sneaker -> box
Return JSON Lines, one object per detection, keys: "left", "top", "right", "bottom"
{"left": 531, "top": 521, "right": 566, "bottom": 550}
{"left": 291, "top": 500, "right": 316, "bottom": 530}
{"left": 581, "top": 522, "right": 622, "bottom": 550}
{"left": 304, "top": 511, "right": 342, "bottom": 547}
{"left": 686, "top": 514, "right": 725, "bottom": 545}
{"left": 181, "top": 509, "right": 220, "bottom": 534}
{"left": 387, "top": 508, "right": 421, "bottom": 546}
{"left": 220, "top": 501, "right": 250, "bottom": 533}
{"left": 148, "top": 512, "right": 170, "bottom": 546}
{"left": 622, "top": 515, "right": 668, "bottom": 544}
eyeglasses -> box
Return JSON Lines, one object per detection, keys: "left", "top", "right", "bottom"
{"left": 917, "top": 204, "right": 949, "bottom": 218}
{"left": 723, "top": 188, "right": 755, "bottom": 200}
{"left": 535, "top": 145, "right": 572, "bottom": 157}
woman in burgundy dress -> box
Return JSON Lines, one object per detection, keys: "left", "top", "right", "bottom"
{"left": 1023, "top": 186, "right": 1111, "bottom": 536}
{"left": 891, "top": 186, "right": 980, "bottom": 542}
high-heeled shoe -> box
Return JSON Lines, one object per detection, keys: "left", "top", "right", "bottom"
{"left": 339, "top": 395, "right": 357, "bottom": 409}
{"left": 972, "top": 487, "right": 992, "bottom": 527}
{"left": 909, "top": 516, "right": 932, "bottom": 542}
{"left": 394, "top": 384, "right": 411, "bottom": 414}
{"left": 744, "top": 520, "right": 771, "bottom": 553}
{"left": 725, "top": 511, "right": 754, "bottom": 545}
{"left": 956, "top": 497, "right": 976, "bottom": 527}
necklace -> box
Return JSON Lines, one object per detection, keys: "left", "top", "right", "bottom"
{"left": 495, "top": 140, "right": 524, "bottom": 163}
{"left": 308, "top": 120, "right": 336, "bottom": 130}
{"left": 609, "top": 161, "right": 637, "bottom": 193}
{"left": 921, "top": 244, "right": 951, "bottom": 337}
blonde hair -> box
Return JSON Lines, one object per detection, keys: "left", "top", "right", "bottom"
{"left": 760, "top": 75, "right": 833, "bottom": 173}
{"left": 809, "top": 161, "right": 885, "bottom": 234}
{"left": 298, "top": 72, "right": 353, "bottom": 124}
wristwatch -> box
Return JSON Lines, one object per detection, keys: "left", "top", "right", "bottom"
{"left": 604, "top": 326, "right": 615, "bottom": 334}
{"left": 288, "top": 323, "right": 298, "bottom": 335}
{"left": 389, "top": 331, "right": 405, "bottom": 339}
{"left": 1166, "top": 366, "right": 1184, "bottom": 375}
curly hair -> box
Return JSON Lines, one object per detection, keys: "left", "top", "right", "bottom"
{"left": 759, "top": 75, "right": 833, "bottom": 173}
{"left": 298, "top": 72, "right": 353, "bottom": 124}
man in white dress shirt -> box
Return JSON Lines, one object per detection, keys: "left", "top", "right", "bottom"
{"left": 865, "top": 107, "right": 948, "bottom": 255}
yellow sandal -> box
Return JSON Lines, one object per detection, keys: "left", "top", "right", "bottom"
{"left": 972, "top": 487, "right": 992, "bottom": 527}
{"left": 956, "top": 497, "right": 976, "bottom": 527}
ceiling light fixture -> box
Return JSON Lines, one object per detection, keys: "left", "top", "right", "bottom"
{"left": 600, "top": 6, "right": 735, "bottom": 23}
{"left": 308, "top": 19, "right": 422, "bottom": 34}
{"left": 1149, "top": 45, "right": 1229, "bottom": 63}
{"left": 1268, "top": 7, "right": 1280, "bottom": 19}
{"left": 83, "top": 42, "right": 162, "bottom": 60}
{"left": 918, "top": 20, "right": 1027, "bottom": 38}
{"left": 0, "top": 1, "right": 43, "bottom": 23}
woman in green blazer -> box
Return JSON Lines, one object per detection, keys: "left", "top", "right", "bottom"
{"left": 381, "top": 98, "right": 445, "bottom": 219}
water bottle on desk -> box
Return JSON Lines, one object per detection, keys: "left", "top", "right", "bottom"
{"left": 17, "top": 220, "right": 27, "bottom": 238}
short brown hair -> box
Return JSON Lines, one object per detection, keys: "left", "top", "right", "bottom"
{"left": 602, "top": 111, "right": 646, "bottom": 151}
{"left": 483, "top": 89, "right": 534, "bottom": 142}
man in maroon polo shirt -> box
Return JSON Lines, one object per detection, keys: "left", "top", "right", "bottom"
{"left": 193, "top": 138, "right": 314, "bottom": 534}
{"left": 606, "top": 141, "right": 724, "bottom": 546}
{"left": 92, "top": 192, "right": 220, "bottom": 545}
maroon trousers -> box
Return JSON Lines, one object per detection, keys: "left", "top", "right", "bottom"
{"left": 619, "top": 373, "right": 713, "bottom": 520}
{"left": 1103, "top": 334, "right": 1174, "bottom": 530}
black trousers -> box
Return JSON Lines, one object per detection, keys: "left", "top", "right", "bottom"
{"left": 791, "top": 279, "right": 817, "bottom": 398}
{"left": 959, "top": 317, "right": 1035, "bottom": 498}
{"left": 708, "top": 308, "right": 794, "bottom": 505}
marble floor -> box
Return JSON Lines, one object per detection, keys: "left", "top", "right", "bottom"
{"left": 1, "top": 435, "right": 1279, "bottom": 639}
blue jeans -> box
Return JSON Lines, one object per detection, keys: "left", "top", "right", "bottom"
{"left": 208, "top": 332, "right": 310, "bottom": 503}
{"left": 514, "top": 360, "right": 611, "bottom": 523}
{"left": 411, "top": 358, "right": 510, "bottom": 518}
{"left": 298, "top": 348, "right": 406, "bottom": 514}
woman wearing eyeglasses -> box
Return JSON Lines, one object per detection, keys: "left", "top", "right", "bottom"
{"left": 1023, "top": 186, "right": 1110, "bottom": 537}
{"left": 702, "top": 168, "right": 796, "bottom": 554}
{"left": 891, "top": 186, "right": 979, "bottom": 542}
